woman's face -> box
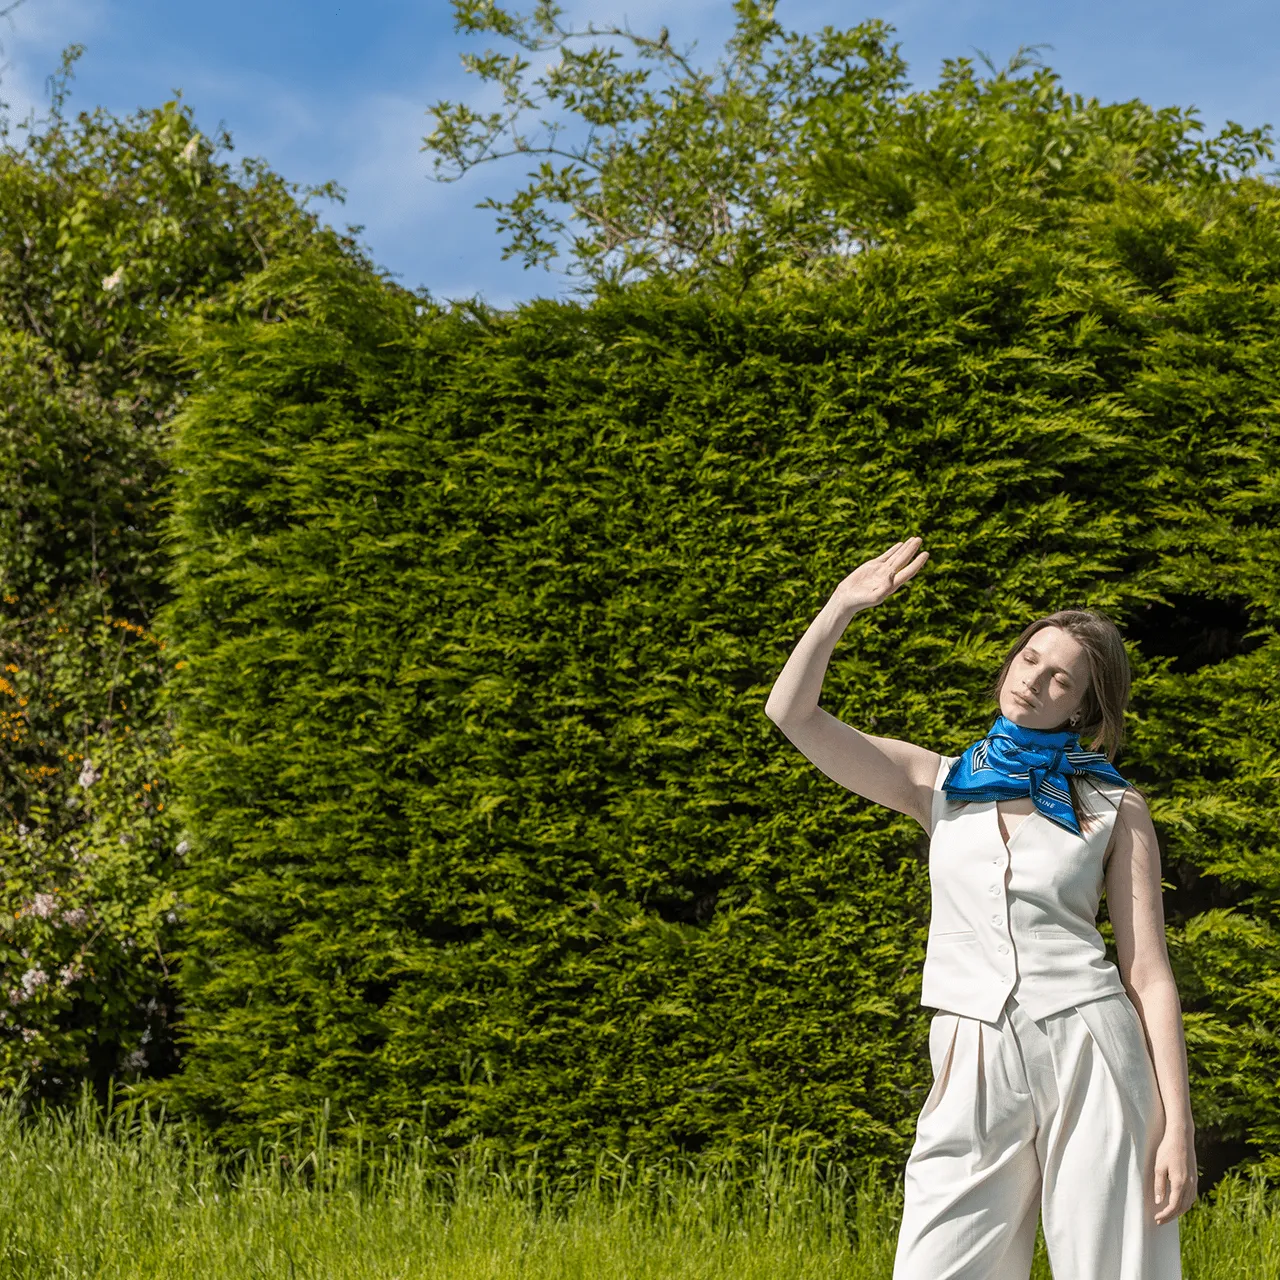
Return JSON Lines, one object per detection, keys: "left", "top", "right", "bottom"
{"left": 998, "top": 626, "right": 1091, "bottom": 732}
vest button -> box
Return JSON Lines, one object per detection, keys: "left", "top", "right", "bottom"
{"left": 998, "top": 943, "right": 1009, "bottom": 955}
{"left": 990, "top": 915, "right": 1002, "bottom": 926}
{"left": 988, "top": 885, "right": 1000, "bottom": 895}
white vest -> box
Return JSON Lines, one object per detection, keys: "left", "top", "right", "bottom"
{"left": 921, "top": 754, "right": 1128, "bottom": 1022}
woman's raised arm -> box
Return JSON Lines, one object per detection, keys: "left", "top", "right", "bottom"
{"left": 764, "top": 537, "right": 940, "bottom": 830}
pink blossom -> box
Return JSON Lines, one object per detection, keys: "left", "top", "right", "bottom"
{"left": 61, "top": 907, "right": 88, "bottom": 929}
{"left": 19, "top": 967, "right": 48, "bottom": 996}
{"left": 30, "top": 893, "right": 58, "bottom": 919}
{"left": 77, "top": 759, "right": 101, "bottom": 789}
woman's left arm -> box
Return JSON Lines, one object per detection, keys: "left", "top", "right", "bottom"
{"left": 1105, "top": 786, "right": 1198, "bottom": 1225}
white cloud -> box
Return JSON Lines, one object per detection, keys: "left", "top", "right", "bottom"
{"left": 0, "top": 0, "right": 108, "bottom": 121}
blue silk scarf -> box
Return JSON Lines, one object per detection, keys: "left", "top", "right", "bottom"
{"left": 942, "top": 714, "right": 1129, "bottom": 836}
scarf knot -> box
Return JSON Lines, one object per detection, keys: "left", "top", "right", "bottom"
{"left": 943, "top": 715, "right": 1129, "bottom": 836}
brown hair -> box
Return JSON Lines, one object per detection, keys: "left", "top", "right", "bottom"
{"left": 990, "top": 609, "right": 1132, "bottom": 760}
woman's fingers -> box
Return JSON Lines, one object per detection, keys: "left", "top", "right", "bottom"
{"left": 1152, "top": 1163, "right": 1170, "bottom": 1219}
{"left": 889, "top": 536, "right": 924, "bottom": 571}
{"left": 889, "top": 550, "right": 930, "bottom": 590}
{"left": 1155, "top": 1194, "right": 1184, "bottom": 1224}
{"left": 841, "top": 538, "right": 927, "bottom": 611}
{"left": 1151, "top": 1143, "right": 1197, "bottom": 1223}
{"left": 870, "top": 537, "right": 925, "bottom": 572}
{"left": 903, "top": 549, "right": 930, "bottom": 578}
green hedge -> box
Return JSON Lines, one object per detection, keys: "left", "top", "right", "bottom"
{"left": 159, "top": 176, "right": 1280, "bottom": 1178}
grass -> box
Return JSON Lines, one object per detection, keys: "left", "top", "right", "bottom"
{"left": 0, "top": 1091, "right": 1277, "bottom": 1278}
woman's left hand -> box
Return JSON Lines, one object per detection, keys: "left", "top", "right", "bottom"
{"left": 1153, "top": 1126, "right": 1198, "bottom": 1224}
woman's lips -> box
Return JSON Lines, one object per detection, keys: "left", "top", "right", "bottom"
{"left": 1012, "top": 692, "right": 1036, "bottom": 710}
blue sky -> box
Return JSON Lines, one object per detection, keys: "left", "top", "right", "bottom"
{"left": 1, "top": 0, "right": 1276, "bottom": 307}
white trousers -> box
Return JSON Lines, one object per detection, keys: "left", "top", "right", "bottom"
{"left": 893, "top": 991, "right": 1182, "bottom": 1280}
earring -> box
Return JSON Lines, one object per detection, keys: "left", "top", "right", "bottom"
{"left": 1070, "top": 713, "right": 1081, "bottom": 727}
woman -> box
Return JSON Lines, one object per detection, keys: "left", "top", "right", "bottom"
{"left": 764, "top": 536, "right": 1197, "bottom": 1280}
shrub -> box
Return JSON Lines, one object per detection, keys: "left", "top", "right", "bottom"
{"left": 159, "top": 172, "right": 1280, "bottom": 1178}
{"left": 0, "top": 57, "right": 349, "bottom": 1097}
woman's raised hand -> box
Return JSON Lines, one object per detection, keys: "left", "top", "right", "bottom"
{"left": 832, "top": 537, "right": 930, "bottom": 613}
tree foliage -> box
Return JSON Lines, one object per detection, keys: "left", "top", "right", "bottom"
{"left": 425, "top": 0, "right": 1273, "bottom": 288}
{"left": 0, "top": 53, "right": 348, "bottom": 1097}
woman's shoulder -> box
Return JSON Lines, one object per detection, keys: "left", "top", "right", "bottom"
{"left": 1112, "top": 784, "right": 1152, "bottom": 827}
{"left": 1090, "top": 781, "right": 1153, "bottom": 862}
